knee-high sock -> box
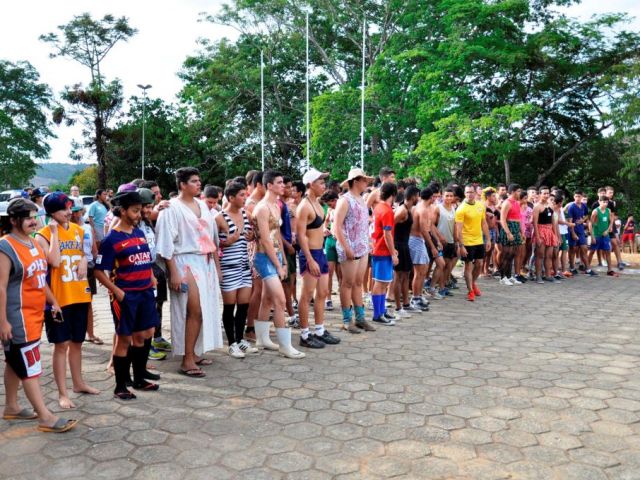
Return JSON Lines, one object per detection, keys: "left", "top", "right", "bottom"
{"left": 235, "top": 304, "right": 248, "bottom": 342}
{"left": 372, "top": 294, "right": 385, "bottom": 319}
{"left": 130, "top": 346, "right": 148, "bottom": 386}
{"left": 113, "top": 355, "right": 130, "bottom": 392}
{"left": 222, "top": 304, "right": 237, "bottom": 345}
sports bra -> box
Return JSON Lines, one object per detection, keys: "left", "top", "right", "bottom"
{"left": 538, "top": 206, "right": 553, "bottom": 225}
{"left": 305, "top": 198, "right": 325, "bottom": 230}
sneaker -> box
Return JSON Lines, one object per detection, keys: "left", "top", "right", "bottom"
{"left": 299, "top": 334, "right": 325, "bottom": 349}
{"left": 439, "top": 288, "right": 452, "bottom": 297}
{"left": 515, "top": 274, "right": 528, "bottom": 283}
{"left": 492, "top": 270, "right": 502, "bottom": 278}
{"left": 554, "top": 274, "right": 564, "bottom": 281}
{"left": 151, "top": 337, "right": 172, "bottom": 352}
{"left": 607, "top": 270, "right": 620, "bottom": 277}
{"left": 372, "top": 316, "right": 396, "bottom": 326}
{"left": 395, "top": 308, "right": 411, "bottom": 318}
{"left": 472, "top": 284, "right": 482, "bottom": 296}
{"left": 287, "top": 314, "right": 300, "bottom": 329}
{"left": 448, "top": 282, "right": 460, "bottom": 290}
{"left": 618, "top": 263, "right": 625, "bottom": 271}
{"left": 292, "top": 300, "right": 298, "bottom": 311}
{"left": 228, "top": 342, "right": 246, "bottom": 359}
{"left": 570, "top": 268, "right": 579, "bottom": 275}
{"left": 403, "top": 303, "right": 419, "bottom": 312}
{"left": 466, "top": 291, "right": 475, "bottom": 302}
{"left": 315, "top": 330, "right": 341, "bottom": 345}
{"left": 148, "top": 346, "right": 167, "bottom": 361}
{"left": 499, "top": 277, "right": 513, "bottom": 286}
{"left": 383, "top": 310, "right": 397, "bottom": 321}
{"left": 586, "top": 270, "right": 598, "bottom": 277}
{"left": 429, "top": 290, "right": 444, "bottom": 300}
{"left": 410, "top": 298, "right": 429, "bottom": 312}
{"left": 238, "top": 339, "right": 259, "bottom": 354}
{"left": 510, "top": 276, "right": 522, "bottom": 285}
{"left": 364, "top": 295, "right": 373, "bottom": 310}
{"left": 536, "top": 277, "right": 545, "bottom": 284}
{"left": 325, "top": 300, "right": 334, "bottom": 311}
{"left": 355, "top": 319, "right": 376, "bottom": 331}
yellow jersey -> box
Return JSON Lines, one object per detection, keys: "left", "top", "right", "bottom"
{"left": 37, "top": 223, "right": 91, "bottom": 307}
{"left": 454, "top": 201, "right": 486, "bottom": 246}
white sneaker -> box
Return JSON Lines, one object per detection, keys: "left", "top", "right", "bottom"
{"left": 228, "top": 342, "right": 246, "bottom": 359}
{"left": 365, "top": 295, "right": 373, "bottom": 310}
{"left": 509, "top": 276, "right": 522, "bottom": 285}
{"left": 429, "top": 290, "right": 444, "bottom": 300}
{"left": 396, "top": 308, "right": 411, "bottom": 318}
{"left": 499, "top": 277, "right": 514, "bottom": 286}
{"left": 239, "top": 339, "right": 259, "bottom": 354}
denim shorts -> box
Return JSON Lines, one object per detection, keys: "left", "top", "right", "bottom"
{"left": 253, "top": 251, "right": 283, "bottom": 280}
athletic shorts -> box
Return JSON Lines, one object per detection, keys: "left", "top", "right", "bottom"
{"left": 394, "top": 243, "right": 412, "bottom": 272}
{"left": 371, "top": 255, "right": 393, "bottom": 283}
{"left": 408, "top": 236, "right": 429, "bottom": 265}
{"left": 461, "top": 244, "right": 485, "bottom": 262}
{"left": 254, "top": 251, "right": 283, "bottom": 281}
{"left": 4, "top": 340, "right": 42, "bottom": 379}
{"left": 299, "top": 249, "right": 329, "bottom": 276}
{"left": 560, "top": 233, "right": 569, "bottom": 251}
{"left": 590, "top": 235, "right": 611, "bottom": 252}
{"left": 87, "top": 267, "right": 97, "bottom": 295}
{"left": 45, "top": 302, "right": 89, "bottom": 344}
{"left": 442, "top": 243, "right": 457, "bottom": 259}
{"left": 111, "top": 288, "right": 160, "bottom": 337}
{"left": 622, "top": 233, "right": 635, "bottom": 244}
{"left": 286, "top": 251, "right": 297, "bottom": 276}
{"left": 324, "top": 236, "right": 338, "bottom": 263}
{"left": 489, "top": 229, "right": 497, "bottom": 243}
{"left": 568, "top": 230, "right": 587, "bottom": 247}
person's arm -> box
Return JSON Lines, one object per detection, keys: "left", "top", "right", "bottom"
{"left": 77, "top": 226, "right": 88, "bottom": 280}
{"left": 454, "top": 221, "right": 466, "bottom": 258}
{"left": 430, "top": 208, "right": 446, "bottom": 246}
{"left": 420, "top": 209, "right": 437, "bottom": 257}
{"left": 608, "top": 209, "right": 614, "bottom": 234}
{"left": 382, "top": 210, "right": 397, "bottom": 265}
{"left": 155, "top": 208, "right": 181, "bottom": 291}
{"left": 481, "top": 217, "right": 491, "bottom": 251}
{"left": 532, "top": 206, "right": 541, "bottom": 244}
{"left": 36, "top": 225, "right": 60, "bottom": 268}
{"left": 216, "top": 213, "right": 240, "bottom": 248}
{"left": 0, "top": 252, "right": 12, "bottom": 341}
{"left": 394, "top": 205, "right": 407, "bottom": 224}
{"left": 94, "top": 269, "right": 125, "bottom": 302}
{"left": 44, "top": 285, "right": 62, "bottom": 317}
{"left": 589, "top": 210, "right": 597, "bottom": 237}
{"left": 332, "top": 198, "right": 354, "bottom": 260}
{"left": 500, "top": 201, "right": 513, "bottom": 241}
{"left": 366, "top": 189, "right": 379, "bottom": 209}
{"left": 297, "top": 202, "right": 320, "bottom": 276}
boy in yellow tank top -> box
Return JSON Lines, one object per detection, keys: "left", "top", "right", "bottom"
{"left": 35, "top": 192, "right": 99, "bottom": 409}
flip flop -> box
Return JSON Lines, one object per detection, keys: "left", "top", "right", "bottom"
{"left": 195, "top": 358, "right": 213, "bottom": 366}
{"left": 37, "top": 418, "right": 78, "bottom": 433}
{"left": 179, "top": 368, "right": 206, "bottom": 378}
{"left": 87, "top": 336, "right": 104, "bottom": 345}
{"left": 3, "top": 408, "right": 38, "bottom": 420}
{"left": 114, "top": 391, "right": 137, "bottom": 401}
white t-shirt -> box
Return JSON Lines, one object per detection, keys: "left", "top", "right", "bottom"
{"left": 82, "top": 223, "right": 94, "bottom": 265}
{"left": 558, "top": 208, "right": 568, "bottom": 235}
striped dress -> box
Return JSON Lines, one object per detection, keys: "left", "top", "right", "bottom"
{"left": 219, "top": 209, "right": 252, "bottom": 292}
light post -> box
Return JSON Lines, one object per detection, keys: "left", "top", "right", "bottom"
{"left": 137, "top": 84, "right": 152, "bottom": 179}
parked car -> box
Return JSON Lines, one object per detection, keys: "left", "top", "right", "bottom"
{"left": 0, "top": 190, "right": 26, "bottom": 214}
{"left": 80, "top": 195, "right": 94, "bottom": 206}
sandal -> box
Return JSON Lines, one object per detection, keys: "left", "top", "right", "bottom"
{"left": 3, "top": 408, "right": 38, "bottom": 420}
{"left": 195, "top": 358, "right": 213, "bottom": 366}
{"left": 113, "top": 391, "right": 137, "bottom": 400}
{"left": 37, "top": 418, "right": 78, "bottom": 433}
{"left": 87, "top": 336, "right": 104, "bottom": 345}
{"left": 179, "top": 368, "right": 206, "bottom": 378}
{"left": 132, "top": 381, "right": 159, "bottom": 391}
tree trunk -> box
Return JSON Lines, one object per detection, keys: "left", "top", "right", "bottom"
{"left": 503, "top": 157, "right": 511, "bottom": 184}
{"left": 95, "top": 115, "right": 107, "bottom": 189}
{"left": 371, "top": 133, "right": 380, "bottom": 155}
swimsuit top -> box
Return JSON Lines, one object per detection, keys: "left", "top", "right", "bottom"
{"left": 304, "top": 197, "right": 325, "bottom": 230}
{"left": 538, "top": 206, "right": 553, "bottom": 225}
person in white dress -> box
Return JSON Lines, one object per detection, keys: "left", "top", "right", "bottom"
{"left": 155, "top": 167, "right": 222, "bottom": 378}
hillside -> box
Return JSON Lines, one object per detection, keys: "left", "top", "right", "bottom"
{"left": 31, "top": 163, "right": 91, "bottom": 187}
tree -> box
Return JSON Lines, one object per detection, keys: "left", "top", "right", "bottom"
{"left": 0, "top": 60, "right": 53, "bottom": 187}
{"left": 41, "top": 13, "right": 137, "bottom": 188}
{"left": 67, "top": 165, "right": 98, "bottom": 194}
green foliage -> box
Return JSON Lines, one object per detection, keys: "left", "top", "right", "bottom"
{"left": 67, "top": 165, "right": 98, "bottom": 194}
{"left": 0, "top": 60, "right": 53, "bottom": 187}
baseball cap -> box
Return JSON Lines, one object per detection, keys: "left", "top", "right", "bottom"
{"left": 44, "top": 192, "right": 73, "bottom": 215}
{"left": 112, "top": 191, "right": 142, "bottom": 209}
{"left": 5, "top": 198, "right": 38, "bottom": 217}
{"left": 137, "top": 188, "right": 155, "bottom": 205}
{"left": 117, "top": 183, "right": 138, "bottom": 193}
{"left": 31, "top": 188, "right": 46, "bottom": 199}
{"left": 302, "top": 168, "right": 329, "bottom": 186}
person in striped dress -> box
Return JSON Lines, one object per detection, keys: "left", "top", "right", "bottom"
{"left": 216, "top": 182, "right": 258, "bottom": 358}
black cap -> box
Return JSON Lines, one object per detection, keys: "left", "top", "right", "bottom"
{"left": 112, "top": 191, "right": 143, "bottom": 209}
{"left": 31, "top": 188, "right": 45, "bottom": 199}
{"left": 5, "top": 198, "right": 38, "bottom": 217}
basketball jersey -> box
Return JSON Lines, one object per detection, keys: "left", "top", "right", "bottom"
{"left": 37, "top": 223, "right": 91, "bottom": 307}
{"left": 0, "top": 235, "right": 48, "bottom": 344}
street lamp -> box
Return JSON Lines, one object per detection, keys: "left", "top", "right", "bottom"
{"left": 137, "top": 84, "right": 152, "bottom": 179}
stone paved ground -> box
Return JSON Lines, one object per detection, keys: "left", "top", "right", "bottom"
{"left": 2, "top": 267, "right": 640, "bottom": 479}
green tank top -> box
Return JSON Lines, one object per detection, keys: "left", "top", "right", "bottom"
{"left": 593, "top": 208, "right": 610, "bottom": 237}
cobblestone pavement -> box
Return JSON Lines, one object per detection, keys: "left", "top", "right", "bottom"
{"left": 2, "top": 269, "right": 640, "bottom": 479}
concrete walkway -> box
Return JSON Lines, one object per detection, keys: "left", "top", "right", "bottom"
{"left": 2, "top": 270, "right": 640, "bottom": 479}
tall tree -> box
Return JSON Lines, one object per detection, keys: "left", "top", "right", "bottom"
{"left": 0, "top": 60, "right": 53, "bottom": 187}
{"left": 41, "top": 13, "right": 137, "bottom": 188}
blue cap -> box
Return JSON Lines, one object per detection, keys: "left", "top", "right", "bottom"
{"left": 44, "top": 192, "right": 73, "bottom": 215}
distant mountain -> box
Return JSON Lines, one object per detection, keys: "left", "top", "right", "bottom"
{"left": 31, "top": 163, "right": 91, "bottom": 187}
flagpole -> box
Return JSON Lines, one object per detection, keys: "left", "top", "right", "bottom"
{"left": 360, "top": 15, "right": 366, "bottom": 170}
{"left": 305, "top": 11, "right": 310, "bottom": 171}
{"left": 261, "top": 50, "right": 265, "bottom": 171}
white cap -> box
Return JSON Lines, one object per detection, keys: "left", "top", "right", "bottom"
{"left": 302, "top": 168, "right": 329, "bottom": 186}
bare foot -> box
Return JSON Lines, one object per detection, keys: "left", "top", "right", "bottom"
{"left": 59, "top": 396, "right": 76, "bottom": 409}
{"left": 73, "top": 384, "right": 100, "bottom": 395}
{"left": 106, "top": 365, "right": 115, "bottom": 375}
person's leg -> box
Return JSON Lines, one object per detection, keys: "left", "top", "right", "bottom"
{"left": 463, "top": 261, "right": 474, "bottom": 292}
{"left": 221, "top": 290, "right": 238, "bottom": 345}
{"left": 113, "top": 334, "right": 134, "bottom": 398}
{"left": 130, "top": 328, "right": 159, "bottom": 390}
{"left": 52, "top": 341, "right": 75, "bottom": 409}
{"left": 339, "top": 260, "right": 356, "bottom": 326}
{"left": 432, "top": 257, "right": 446, "bottom": 291}
{"left": 182, "top": 269, "right": 203, "bottom": 372}
{"left": 3, "top": 364, "right": 21, "bottom": 415}
{"left": 604, "top": 249, "right": 614, "bottom": 273}
{"left": 544, "top": 246, "right": 554, "bottom": 277}
{"left": 262, "top": 276, "right": 304, "bottom": 357}
{"left": 235, "top": 287, "right": 251, "bottom": 344}
{"left": 299, "top": 272, "right": 319, "bottom": 340}
{"left": 313, "top": 273, "right": 330, "bottom": 331}
{"left": 500, "top": 246, "right": 513, "bottom": 279}
{"left": 535, "top": 242, "right": 545, "bottom": 280}
{"left": 353, "top": 254, "right": 369, "bottom": 319}
{"left": 21, "top": 375, "right": 63, "bottom": 428}
{"left": 69, "top": 341, "right": 99, "bottom": 395}
{"left": 327, "top": 261, "right": 335, "bottom": 297}
{"left": 611, "top": 237, "right": 622, "bottom": 266}
{"left": 394, "top": 272, "right": 403, "bottom": 310}
{"left": 246, "top": 275, "right": 263, "bottom": 336}
{"left": 472, "top": 259, "right": 483, "bottom": 286}
{"left": 412, "top": 264, "right": 426, "bottom": 301}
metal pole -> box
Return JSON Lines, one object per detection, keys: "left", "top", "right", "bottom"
{"left": 141, "top": 92, "right": 146, "bottom": 180}
{"left": 360, "top": 15, "right": 366, "bottom": 170}
{"left": 306, "top": 12, "right": 310, "bottom": 171}
{"left": 261, "top": 50, "right": 265, "bottom": 171}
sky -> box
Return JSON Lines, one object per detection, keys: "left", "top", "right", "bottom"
{"left": 1, "top": 0, "right": 639, "bottom": 164}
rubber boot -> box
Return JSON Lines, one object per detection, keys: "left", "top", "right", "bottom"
{"left": 255, "top": 321, "right": 279, "bottom": 350}
{"left": 276, "top": 327, "right": 306, "bottom": 359}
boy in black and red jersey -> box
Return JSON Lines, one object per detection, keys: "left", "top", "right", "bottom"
{"left": 94, "top": 191, "right": 159, "bottom": 400}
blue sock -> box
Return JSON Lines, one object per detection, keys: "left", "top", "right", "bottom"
{"left": 342, "top": 307, "right": 352, "bottom": 324}
{"left": 354, "top": 305, "right": 365, "bottom": 321}
{"left": 380, "top": 293, "right": 387, "bottom": 316}
{"left": 372, "top": 294, "right": 384, "bottom": 319}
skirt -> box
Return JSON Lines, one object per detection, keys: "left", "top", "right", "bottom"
{"left": 497, "top": 221, "right": 523, "bottom": 246}
{"left": 537, "top": 224, "right": 557, "bottom": 248}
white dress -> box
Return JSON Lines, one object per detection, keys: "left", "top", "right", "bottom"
{"left": 155, "top": 198, "right": 222, "bottom": 356}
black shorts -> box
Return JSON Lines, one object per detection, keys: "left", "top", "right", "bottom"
{"left": 87, "top": 267, "right": 97, "bottom": 295}
{"left": 442, "top": 243, "right": 457, "bottom": 259}
{"left": 461, "top": 244, "right": 485, "bottom": 262}
{"left": 45, "top": 303, "right": 90, "bottom": 344}
{"left": 4, "top": 340, "right": 42, "bottom": 379}
{"left": 152, "top": 264, "right": 168, "bottom": 304}
{"left": 111, "top": 288, "right": 159, "bottom": 336}
{"left": 394, "top": 243, "right": 412, "bottom": 272}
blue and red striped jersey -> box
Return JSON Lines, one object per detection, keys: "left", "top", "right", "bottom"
{"left": 95, "top": 228, "right": 154, "bottom": 291}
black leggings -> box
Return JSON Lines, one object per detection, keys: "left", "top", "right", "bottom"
{"left": 500, "top": 245, "right": 517, "bottom": 279}
{"left": 222, "top": 303, "right": 249, "bottom": 345}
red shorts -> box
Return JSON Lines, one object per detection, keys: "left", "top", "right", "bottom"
{"left": 622, "top": 233, "right": 635, "bottom": 243}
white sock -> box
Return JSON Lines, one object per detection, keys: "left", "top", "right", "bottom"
{"left": 301, "top": 328, "right": 310, "bottom": 340}
{"left": 315, "top": 325, "right": 325, "bottom": 336}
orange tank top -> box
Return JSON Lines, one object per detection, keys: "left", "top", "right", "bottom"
{"left": 37, "top": 223, "right": 91, "bottom": 307}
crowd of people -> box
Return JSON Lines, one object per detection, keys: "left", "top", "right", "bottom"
{"left": 0, "top": 166, "right": 635, "bottom": 433}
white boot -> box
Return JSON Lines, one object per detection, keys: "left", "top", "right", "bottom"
{"left": 255, "top": 321, "right": 279, "bottom": 350}
{"left": 276, "top": 327, "right": 306, "bottom": 359}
